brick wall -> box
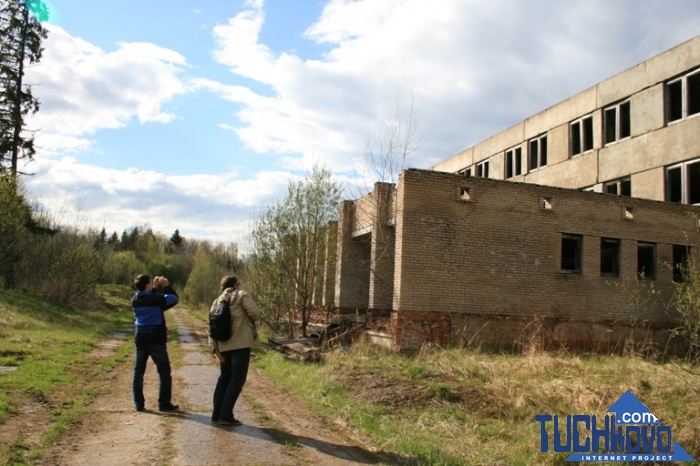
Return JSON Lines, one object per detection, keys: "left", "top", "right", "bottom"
{"left": 394, "top": 169, "right": 700, "bottom": 322}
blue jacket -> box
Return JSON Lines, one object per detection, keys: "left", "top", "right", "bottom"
{"left": 131, "top": 286, "right": 179, "bottom": 345}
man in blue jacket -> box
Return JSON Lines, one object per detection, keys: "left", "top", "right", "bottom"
{"left": 131, "top": 274, "right": 180, "bottom": 412}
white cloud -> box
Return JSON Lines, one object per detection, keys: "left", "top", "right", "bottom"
{"left": 207, "top": 0, "right": 700, "bottom": 171}
{"left": 15, "top": 0, "right": 700, "bottom": 251}
{"left": 26, "top": 25, "right": 189, "bottom": 148}
{"left": 21, "top": 156, "right": 296, "bottom": 247}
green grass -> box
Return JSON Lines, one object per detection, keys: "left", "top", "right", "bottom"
{"left": 254, "top": 340, "right": 700, "bottom": 465}
{"left": 0, "top": 285, "right": 134, "bottom": 465}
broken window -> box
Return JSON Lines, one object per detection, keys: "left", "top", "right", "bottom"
{"left": 673, "top": 244, "right": 691, "bottom": 283}
{"left": 561, "top": 234, "right": 582, "bottom": 273}
{"left": 476, "top": 160, "right": 489, "bottom": 178}
{"left": 667, "top": 68, "right": 700, "bottom": 123}
{"left": 604, "top": 178, "right": 631, "bottom": 197}
{"left": 505, "top": 146, "right": 522, "bottom": 179}
{"left": 666, "top": 158, "right": 700, "bottom": 204}
{"left": 604, "top": 100, "right": 631, "bottom": 145}
{"left": 600, "top": 238, "right": 620, "bottom": 278}
{"left": 528, "top": 134, "right": 547, "bottom": 172}
{"left": 637, "top": 242, "right": 656, "bottom": 280}
{"left": 570, "top": 115, "right": 594, "bottom": 156}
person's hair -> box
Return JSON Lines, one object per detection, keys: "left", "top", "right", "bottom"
{"left": 220, "top": 275, "right": 238, "bottom": 291}
{"left": 134, "top": 274, "right": 151, "bottom": 291}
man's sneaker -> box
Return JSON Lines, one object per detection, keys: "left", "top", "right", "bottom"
{"left": 159, "top": 403, "right": 179, "bottom": 412}
{"left": 135, "top": 405, "right": 145, "bottom": 412}
{"left": 218, "top": 417, "right": 242, "bottom": 426}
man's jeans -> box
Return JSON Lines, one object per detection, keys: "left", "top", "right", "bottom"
{"left": 133, "top": 343, "right": 172, "bottom": 409}
{"left": 213, "top": 347, "right": 251, "bottom": 419}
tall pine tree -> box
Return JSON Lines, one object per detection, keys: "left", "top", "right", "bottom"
{"left": 0, "top": 0, "right": 47, "bottom": 179}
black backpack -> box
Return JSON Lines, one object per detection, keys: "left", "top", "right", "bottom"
{"left": 209, "top": 293, "right": 233, "bottom": 341}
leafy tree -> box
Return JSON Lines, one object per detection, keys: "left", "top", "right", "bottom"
{"left": 0, "top": 0, "right": 48, "bottom": 178}
{"left": 183, "top": 246, "right": 226, "bottom": 309}
{"left": 249, "top": 163, "right": 342, "bottom": 337}
{"left": 0, "top": 175, "right": 31, "bottom": 286}
{"left": 168, "top": 229, "right": 184, "bottom": 251}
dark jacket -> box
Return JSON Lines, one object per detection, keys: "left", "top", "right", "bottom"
{"left": 131, "top": 285, "right": 179, "bottom": 345}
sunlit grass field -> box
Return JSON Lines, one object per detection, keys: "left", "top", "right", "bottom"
{"left": 254, "top": 339, "right": 700, "bottom": 465}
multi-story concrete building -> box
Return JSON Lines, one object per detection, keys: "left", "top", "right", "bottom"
{"left": 333, "top": 35, "right": 700, "bottom": 352}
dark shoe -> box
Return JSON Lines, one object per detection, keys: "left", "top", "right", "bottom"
{"left": 159, "top": 403, "right": 179, "bottom": 412}
{"left": 135, "top": 405, "right": 145, "bottom": 412}
{"left": 219, "top": 417, "right": 242, "bottom": 426}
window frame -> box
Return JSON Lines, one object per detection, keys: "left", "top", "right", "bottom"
{"left": 570, "top": 115, "right": 594, "bottom": 157}
{"left": 673, "top": 244, "right": 691, "bottom": 283}
{"left": 637, "top": 242, "right": 656, "bottom": 280}
{"left": 476, "top": 160, "right": 490, "bottom": 178}
{"left": 666, "top": 158, "right": 700, "bottom": 205}
{"left": 561, "top": 233, "right": 583, "bottom": 273}
{"left": 600, "top": 238, "right": 621, "bottom": 278}
{"left": 528, "top": 134, "right": 548, "bottom": 172}
{"left": 505, "top": 146, "right": 523, "bottom": 179}
{"left": 604, "top": 178, "right": 631, "bottom": 197}
{"left": 603, "top": 99, "right": 631, "bottom": 146}
{"left": 666, "top": 68, "right": 700, "bottom": 124}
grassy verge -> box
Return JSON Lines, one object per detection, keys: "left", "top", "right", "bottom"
{"left": 254, "top": 339, "right": 700, "bottom": 465}
{"left": 0, "top": 285, "right": 134, "bottom": 465}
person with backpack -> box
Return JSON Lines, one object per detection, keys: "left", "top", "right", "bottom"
{"left": 208, "top": 275, "right": 260, "bottom": 426}
{"left": 131, "top": 274, "right": 180, "bottom": 412}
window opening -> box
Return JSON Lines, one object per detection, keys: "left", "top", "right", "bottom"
{"left": 604, "top": 178, "right": 631, "bottom": 197}
{"left": 604, "top": 100, "right": 631, "bottom": 145}
{"left": 637, "top": 242, "right": 656, "bottom": 280}
{"left": 666, "top": 158, "right": 700, "bottom": 204}
{"left": 505, "top": 146, "right": 522, "bottom": 179}
{"left": 666, "top": 68, "right": 700, "bottom": 123}
{"left": 460, "top": 187, "right": 471, "bottom": 201}
{"left": 673, "top": 244, "right": 691, "bottom": 283}
{"left": 561, "top": 234, "right": 582, "bottom": 273}
{"left": 528, "top": 134, "right": 547, "bottom": 172}
{"left": 600, "top": 238, "right": 620, "bottom": 278}
{"left": 571, "top": 115, "right": 593, "bottom": 156}
{"left": 476, "top": 160, "right": 489, "bottom": 178}
{"left": 459, "top": 167, "right": 472, "bottom": 177}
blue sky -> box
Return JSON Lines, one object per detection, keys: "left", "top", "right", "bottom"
{"left": 19, "top": 0, "right": 700, "bottom": 252}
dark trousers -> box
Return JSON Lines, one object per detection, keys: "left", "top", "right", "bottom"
{"left": 132, "top": 343, "right": 172, "bottom": 409}
{"left": 213, "top": 347, "right": 251, "bottom": 420}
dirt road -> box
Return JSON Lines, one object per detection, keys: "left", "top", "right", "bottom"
{"left": 36, "top": 307, "right": 396, "bottom": 466}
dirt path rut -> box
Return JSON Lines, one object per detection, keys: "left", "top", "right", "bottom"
{"left": 37, "top": 307, "right": 392, "bottom": 466}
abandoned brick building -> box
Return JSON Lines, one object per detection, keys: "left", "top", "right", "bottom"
{"left": 330, "top": 35, "right": 700, "bottom": 352}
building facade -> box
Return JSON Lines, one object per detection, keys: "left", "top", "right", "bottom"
{"left": 334, "top": 35, "right": 700, "bottom": 352}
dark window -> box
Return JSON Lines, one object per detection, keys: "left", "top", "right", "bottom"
{"left": 689, "top": 72, "right": 700, "bottom": 116}
{"left": 667, "top": 159, "right": 700, "bottom": 204}
{"left": 673, "top": 245, "right": 691, "bottom": 282}
{"left": 459, "top": 167, "right": 471, "bottom": 177}
{"left": 605, "top": 100, "right": 632, "bottom": 144}
{"left": 476, "top": 161, "right": 489, "bottom": 178}
{"left": 561, "top": 234, "right": 582, "bottom": 273}
{"left": 604, "top": 107, "right": 617, "bottom": 144}
{"left": 667, "top": 79, "right": 683, "bottom": 122}
{"left": 605, "top": 178, "right": 631, "bottom": 197}
{"left": 571, "top": 115, "right": 593, "bottom": 156}
{"left": 637, "top": 242, "right": 656, "bottom": 280}
{"left": 529, "top": 135, "right": 547, "bottom": 171}
{"left": 601, "top": 238, "right": 620, "bottom": 277}
{"left": 667, "top": 69, "right": 700, "bottom": 123}
{"left": 689, "top": 160, "right": 700, "bottom": 204}
{"left": 620, "top": 101, "right": 631, "bottom": 138}
{"left": 667, "top": 165, "right": 682, "bottom": 202}
{"left": 506, "top": 147, "right": 522, "bottom": 179}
